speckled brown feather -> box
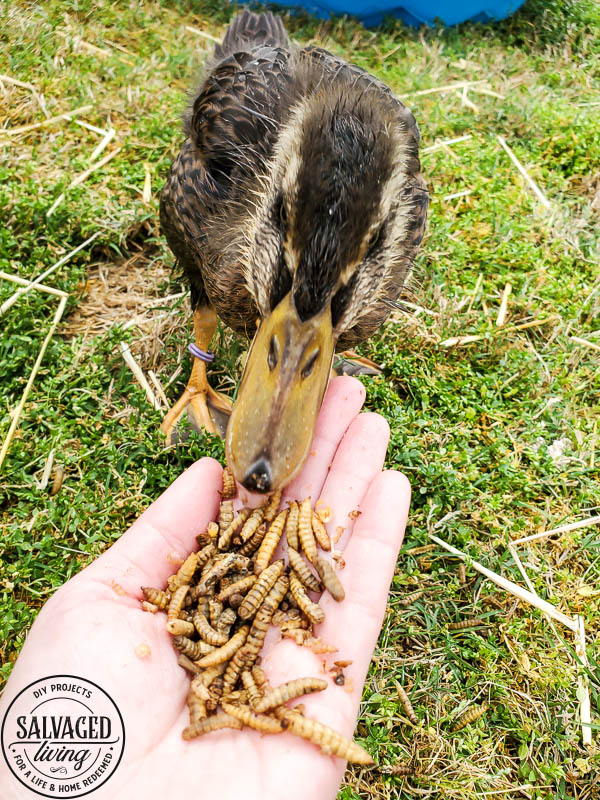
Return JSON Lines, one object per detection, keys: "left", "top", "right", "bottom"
{"left": 160, "top": 10, "right": 428, "bottom": 348}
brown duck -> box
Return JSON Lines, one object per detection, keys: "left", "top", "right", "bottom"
{"left": 160, "top": 10, "right": 428, "bottom": 493}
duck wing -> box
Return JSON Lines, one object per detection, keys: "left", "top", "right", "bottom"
{"left": 160, "top": 12, "right": 295, "bottom": 334}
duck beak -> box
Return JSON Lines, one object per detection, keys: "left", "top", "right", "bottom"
{"left": 226, "top": 291, "right": 335, "bottom": 493}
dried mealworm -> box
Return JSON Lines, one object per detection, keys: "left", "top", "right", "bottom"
{"left": 50, "top": 465, "right": 65, "bottom": 496}
{"left": 194, "top": 625, "right": 250, "bottom": 669}
{"left": 254, "top": 677, "right": 328, "bottom": 713}
{"left": 192, "top": 610, "right": 229, "bottom": 646}
{"left": 448, "top": 618, "right": 486, "bottom": 631}
{"left": 170, "top": 551, "right": 199, "bottom": 590}
{"left": 220, "top": 689, "right": 250, "bottom": 705}
{"left": 205, "top": 676, "right": 225, "bottom": 711}
{"left": 312, "top": 512, "right": 331, "bottom": 551}
{"left": 276, "top": 709, "right": 373, "bottom": 764}
{"left": 196, "top": 522, "right": 219, "bottom": 548}
{"left": 287, "top": 548, "right": 322, "bottom": 592}
{"left": 217, "top": 574, "right": 257, "bottom": 604}
{"left": 228, "top": 592, "right": 244, "bottom": 609}
{"left": 199, "top": 555, "right": 218, "bottom": 581}
{"left": 218, "top": 499, "right": 235, "bottom": 535}
{"left": 215, "top": 607, "right": 237, "bottom": 637}
{"left": 239, "top": 507, "right": 265, "bottom": 543}
{"left": 398, "top": 589, "right": 424, "bottom": 607}
{"left": 142, "top": 587, "right": 171, "bottom": 609}
{"left": 166, "top": 619, "right": 196, "bottom": 636}
{"left": 222, "top": 702, "right": 286, "bottom": 733}
{"left": 254, "top": 509, "right": 288, "bottom": 574}
{"left": 221, "top": 645, "right": 249, "bottom": 695}
{"left": 190, "top": 675, "right": 211, "bottom": 701}
{"left": 238, "top": 523, "right": 267, "bottom": 555}
{"left": 280, "top": 617, "right": 308, "bottom": 633}
{"left": 263, "top": 488, "right": 283, "bottom": 523}
{"left": 298, "top": 498, "right": 318, "bottom": 563}
{"left": 286, "top": 500, "right": 299, "bottom": 550}
{"left": 196, "top": 543, "right": 217, "bottom": 568}
{"left": 221, "top": 466, "right": 236, "bottom": 499}
{"left": 218, "top": 509, "right": 250, "bottom": 550}
{"left": 141, "top": 601, "right": 158, "bottom": 613}
{"left": 395, "top": 683, "right": 418, "bottom": 724}
{"left": 251, "top": 665, "right": 268, "bottom": 688}
{"left": 167, "top": 585, "right": 189, "bottom": 623}
{"left": 238, "top": 560, "right": 285, "bottom": 620}
{"left": 383, "top": 764, "right": 413, "bottom": 776}
{"left": 315, "top": 556, "right": 345, "bottom": 601}
{"left": 271, "top": 609, "right": 286, "bottom": 626}
{"left": 458, "top": 562, "right": 466, "bottom": 584}
{"left": 405, "top": 544, "right": 436, "bottom": 556}
{"left": 281, "top": 628, "right": 312, "bottom": 646}
{"left": 172, "top": 636, "right": 216, "bottom": 660}
{"left": 182, "top": 712, "right": 243, "bottom": 740}
{"left": 289, "top": 572, "right": 325, "bottom": 625}
{"left": 207, "top": 521, "right": 219, "bottom": 541}
{"left": 187, "top": 684, "right": 207, "bottom": 725}
{"left": 178, "top": 654, "right": 201, "bottom": 674}
{"left": 199, "top": 663, "right": 227, "bottom": 687}
{"left": 241, "top": 670, "right": 263, "bottom": 709}
{"left": 196, "top": 553, "right": 250, "bottom": 595}
{"left": 208, "top": 599, "right": 223, "bottom": 628}
{"left": 244, "top": 574, "right": 289, "bottom": 662}
{"left": 451, "top": 703, "right": 488, "bottom": 732}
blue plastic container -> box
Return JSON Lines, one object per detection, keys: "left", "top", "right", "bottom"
{"left": 273, "top": 0, "right": 526, "bottom": 27}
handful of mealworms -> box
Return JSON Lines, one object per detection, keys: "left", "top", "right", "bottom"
{"left": 141, "top": 467, "right": 372, "bottom": 765}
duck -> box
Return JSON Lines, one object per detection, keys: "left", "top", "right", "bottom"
{"left": 159, "top": 9, "right": 428, "bottom": 493}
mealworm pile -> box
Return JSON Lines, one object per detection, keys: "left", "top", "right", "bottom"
{"left": 141, "top": 467, "right": 372, "bottom": 765}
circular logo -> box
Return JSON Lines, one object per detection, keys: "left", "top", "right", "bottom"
{"left": 1, "top": 675, "right": 125, "bottom": 798}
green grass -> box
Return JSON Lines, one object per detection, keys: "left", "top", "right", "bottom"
{"left": 1, "top": 0, "right": 599, "bottom": 796}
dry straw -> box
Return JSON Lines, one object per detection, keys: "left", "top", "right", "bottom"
{"left": 497, "top": 135, "right": 551, "bottom": 210}
{"left": 47, "top": 147, "right": 122, "bottom": 216}
{"left": 432, "top": 512, "right": 600, "bottom": 746}
{"left": 0, "top": 104, "right": 93, "bottom": 136}
{"left": 119, "top": 341, "right": 161, "bottom": 410}
{"left": 0, "top": 294, "right": 68, "bottom": 470}
{"left": 185, "top": 25, "right": 222, "bottom": 44}
{"left": 0, "top": 232, "right": 101, "bottom": 315}
{"left": 422, "top": 134, "right": 473, "bottom": 154}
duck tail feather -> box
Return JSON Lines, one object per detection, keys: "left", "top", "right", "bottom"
{"left": 215, "top": 9, "right": 290, "bottom": 58}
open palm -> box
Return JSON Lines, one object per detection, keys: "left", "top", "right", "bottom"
{"left": 0, "top": 377, "right": 411, "bottom": 800}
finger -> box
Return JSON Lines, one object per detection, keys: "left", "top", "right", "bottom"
{"left": 316, "top": 411, "right": 390, "bottom": 550}
{"left": 317, "top": 471, "right": 411, "bottom": 718}
{"left": 263, "top": 471, "right": 409, "bottom": 738}
{"left": 283, "top": 375, "right": 366, "bottom": 504}
{"left": 81, "top": 457, "right": 223, "bottom": 596}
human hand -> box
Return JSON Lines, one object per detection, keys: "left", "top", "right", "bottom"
{"left": 0, "top": 376, "right": 411, "bottom": 800}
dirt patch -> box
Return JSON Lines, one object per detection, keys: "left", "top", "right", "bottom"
{"left": 63, "top": 220, "right": 192, "bottom": 372}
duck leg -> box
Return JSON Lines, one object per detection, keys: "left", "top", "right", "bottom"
{"left": 333, "top": 350, "right": 382, "bottom": 377}
{"left": 160, "top": 306, "right": 232, "bottom": 443}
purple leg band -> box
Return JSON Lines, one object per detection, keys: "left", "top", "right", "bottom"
{"left": 188, "top": 343, "right": 215, "bottom": 362}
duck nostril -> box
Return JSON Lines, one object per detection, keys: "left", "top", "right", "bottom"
{"left": 242, "top": 458, "right": 272, "bottom": 493}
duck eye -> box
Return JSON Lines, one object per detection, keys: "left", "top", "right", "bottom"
{"left": 301, "top": 350, "right": 320, "bottom": 379}
{"left": 267, "top": 336, "right": 279, "bottom": 371}
{"left": 366, "top": 226, "right": 382, "bottom": 256}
